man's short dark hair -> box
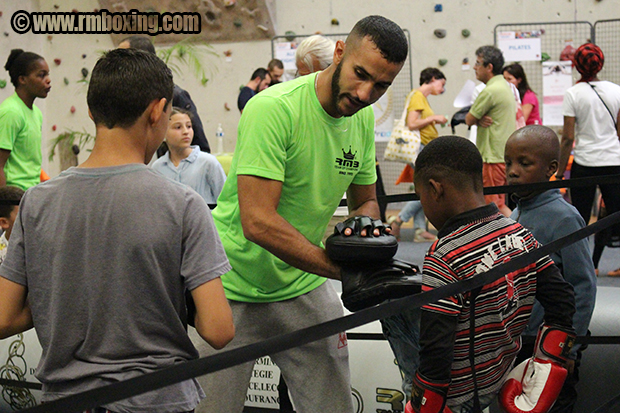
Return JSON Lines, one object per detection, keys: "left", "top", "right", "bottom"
{"left": 267, "top": 59, "right": 283, "bottom": 71}
{"left": 0, "top": 186, "right": 24, "bottom": 218}
{"left": 120, "top": 35, "right": 156, "bottom": 55}
{"left": 251, "top": 68, "right": 270, "bottom": 81}
{"left": 476, "top": 45, "right": 505, "bottom": 75}
{"left": 419, "top": 67, "right": 446, "bottom": 86}
{"left": 348, "top": 15, "right": 408, "bottom": 64}
{"left": 87, "top": 48, "right": 173, "bottom": 129}
{"left": 415, "top": 136, "right": 483, "bottom": 191}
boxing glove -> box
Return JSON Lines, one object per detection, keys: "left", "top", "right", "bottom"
{"left": 405, "top": 372, "right": 453, "bottom": 413}
{"left": 499, "top": 324, "right": 576, "bottom": 413}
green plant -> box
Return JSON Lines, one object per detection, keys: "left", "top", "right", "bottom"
{"left": 48, "top": 129, "right": 95, "bottom": 161}
{"left": 157, "top": 36, "right": 220, "bottom": 86}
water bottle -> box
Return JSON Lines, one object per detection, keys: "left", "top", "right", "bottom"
{"left": 215, "top": 123, "right": 224, "bottom": 154}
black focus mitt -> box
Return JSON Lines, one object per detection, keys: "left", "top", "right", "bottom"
{"left": 326, "top": 216, "right": 397, "bottom": 263}
{"left": 341, "top": 259, "right": 422, "bottom": 312}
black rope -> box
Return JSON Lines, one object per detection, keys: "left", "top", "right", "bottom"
{"left": 13, "top": 211, "right": 620, "bottom": 413}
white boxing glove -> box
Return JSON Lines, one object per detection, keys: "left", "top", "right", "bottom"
{"left": 499, "top": 324, "right": 576, "bottom": 413}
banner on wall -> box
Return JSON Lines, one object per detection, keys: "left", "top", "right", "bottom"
{"left": 373, "top": 88, "right": 395, "bottom": 142}
{"left": 274, "top": 41, "right": 299, "bottom": 82}
{"left": 497, "top": 31, "right": 542, "bottom": 62}
{"left": 542, "top": 61, "right": 573, "bottom": 126}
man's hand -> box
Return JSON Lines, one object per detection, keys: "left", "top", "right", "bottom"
{"left": 478, "top": 115, "right": 493, "bottom": 128}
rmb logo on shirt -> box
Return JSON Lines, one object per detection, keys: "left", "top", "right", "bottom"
{"left": 335, "top": 146, "right": 360, "bottom": 176}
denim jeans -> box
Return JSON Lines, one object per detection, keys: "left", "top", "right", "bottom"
{"left": 380, "top": 306, "right": 421, "bottom": 397}
{"left": 398, "top": 201, "right": 427, "bottom": 232}
{"left": 448, "top": 392, "right": 496, "bottom": 413}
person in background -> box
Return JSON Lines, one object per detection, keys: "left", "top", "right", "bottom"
{"left": 237, "top": 68, "right": 271, "bottom": 113}
{"left": 506, "top": 125, "right": 596, "bottom": 413}
{"left": 152, "top": 107, "right": 226, "bottom": 205}
{"left": 503, "top": 63, "right": 541, "bottom": 126}
{"left": 295, "top": 35, "right": 336, "bottom": 76}
{"left": 0, "top": 48, "right": 234, "bottom": 412}
{"left": 0, "top": 186, "right": 24, "bottom": 264}
{"left": 388, "top": 68, "right": 447, "bottom": 243}
{"left": 267, "top": 58, "right": 284, "bottom": 86}
{"left": 0, "top": 49, "right": 50, "bottom": 190}
{"left": 466, "top": 45, "right": 516, "bottom": 217}
{"left": 556, "top": 43, "right": 620, "bottom": 277}
{"left": 118, "top": 35, "right": 212, "bottom": 153}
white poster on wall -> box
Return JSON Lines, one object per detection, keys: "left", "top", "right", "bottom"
{"left": 373, "top": 88, "right": 395, "bottom": 142}
{"left": 542, "top": 61, "right": 573, "bottom": 126}
{"left": 274, "top": 41, "right": 299, "bottom": 82}
{"left": 497, "top": 31, "right": 542, "bottom": 62}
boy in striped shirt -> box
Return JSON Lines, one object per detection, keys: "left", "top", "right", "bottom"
{"left": 408, "top": 136, "right": 575, "bottom": 413}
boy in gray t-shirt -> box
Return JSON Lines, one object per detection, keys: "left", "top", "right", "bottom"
{"left": 0, "top": 48, "right": 234, "bottom": 413}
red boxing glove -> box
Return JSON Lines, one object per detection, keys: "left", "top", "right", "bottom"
{"left": 406, "top": 372, "right": 453, "bottom": 413}
{"left": 499, "top": 325, "right": 576, "bottom": 413}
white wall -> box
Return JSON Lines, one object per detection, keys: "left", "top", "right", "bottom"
{"left": 1, "top": 0, "right": 619, "bottom": 177}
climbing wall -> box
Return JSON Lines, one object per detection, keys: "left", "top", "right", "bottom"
{"left": 98, "top": 0, "right": 276, "bottom": 45}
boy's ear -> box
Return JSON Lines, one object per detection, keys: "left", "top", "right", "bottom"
{"left": 0, "top": 217, "right": 10, "bottom": 231}
{"left": 428, "top": 178, "right": 444, "bottom": 200}
{"left": 547, "top": 159, "right": 559, "bottom": 179}
{"left": 149, "top": 98, "right": 168, "bottom": 126}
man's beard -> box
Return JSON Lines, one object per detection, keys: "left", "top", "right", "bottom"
{"left": 329, "top": 60, "right": 369, "bottom": 118}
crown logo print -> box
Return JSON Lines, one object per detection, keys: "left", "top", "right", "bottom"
{"left": 342, "top": 146, "right": 357, "bottom": 160}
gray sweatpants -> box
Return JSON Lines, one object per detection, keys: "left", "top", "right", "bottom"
{"left": 191, "top": 281, "right": 354, "bottom": 413}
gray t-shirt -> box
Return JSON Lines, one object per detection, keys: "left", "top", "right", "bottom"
{"left": 0, "top": 164, "right": 231, "bottom": 412}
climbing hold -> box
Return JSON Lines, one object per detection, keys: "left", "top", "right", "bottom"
{"left": 462, "top": 57, "right": 469, "bottom": 64}
{"left": 72, "top": 144, "right": 80, "bottom": 155}
{"left": 434, "top": 4, "right": 443, "bottom": 12}
{"left": 81, "top": 67, "right": 89, "bottom": 78}
{"left": 0, "top": 79, "right": 6, "bottom": 89}
{"left": 434, "top": 29, "right": 447, "bottom": 38}
{"left": 541, "top": 52, "right": 551, "bottom": 62}
{"left": 256, "top": 24, "right": 268, "bottom": 32}
{"left": 54, "top": 58, "right": 61, "bottom": 65}
{"left": 63, "top": 77, "right": 69, "bottom": 85}
{"left": 285, "top": 30, "right": 296, "bottom": 41}
{"left": 47, "top": 35, "right": 53, "bottom": 41}
{"left": 438, "top": 59, "right": 448, "bottom": 66}
{"left": 52, "top": 125, "right": 57, "bottom": 131}
{"left": 233, "top": 19, "right": 242, "bottom": 28}
{"left": 70, "top": 106, "right": 76, "bottom": 114}
{"left": 82, "top": 54, "right": 87, "bottom": 59}
{"left": 224, "top": 102, "right": 231, "bottom": 111}
{"left": 331, "top": 18, "right": 340, "bottom": 25}
{"left": 461, "top": 29, "right": 471, "bottom": 37}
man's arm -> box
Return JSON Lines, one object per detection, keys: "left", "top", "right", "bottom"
{"left": 238, "top": 174, "right": 341, "bottom": 280}
{"left": 191, "top": 277, "right": 234, "bottom": 349}
{"left": 535, "top": 263, "right": 576, "bottom": 329}
{"left": 0, "top": 149, "right": 10, "bottom": 187}
{"left": 465, "top": 112, "right": 479, "bottom": 127}
{"left": 0, "top": 277, "right": 32, "bottom": 339}
{"left": 557, "top": 116, "right": 575, "bottom": 179}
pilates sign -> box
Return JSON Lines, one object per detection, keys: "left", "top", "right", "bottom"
{"left": 498, "top": 31, "right": 542, "bottom": 62}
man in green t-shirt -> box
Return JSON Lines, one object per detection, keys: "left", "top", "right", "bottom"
{"left": 194, "top": 15, "right": 408, "bottom": 413}
{"left": 466, "top": 45, "right": 516, "bottom": 217}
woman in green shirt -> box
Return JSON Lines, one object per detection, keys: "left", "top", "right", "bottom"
{"left": 0, "top": 49, "right": 51, "bottom": 189}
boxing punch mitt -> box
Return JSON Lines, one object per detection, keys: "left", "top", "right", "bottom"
{"left": 405, "top": 372, "right": 453, "bottom": 413}
{"left": 340, "top": 258, "right": 421, "bottom": 312}
{"left": 499, "top": 324, "right": 576, "bottom": 413}
{"left": 326, "top": 216, "right": 398, "bottom": 263}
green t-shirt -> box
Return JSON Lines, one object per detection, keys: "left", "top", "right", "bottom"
{"left": 470, "top": 75, "right": 516, "bottom": 163}
{"left": 213, "top": 73, "right": 377, "bottom": 302}
{"left": 407, "top": 89, "right": 438, "bottom": 145}
{"left": 0, "top": 93, "right": 43, "bottom": 190}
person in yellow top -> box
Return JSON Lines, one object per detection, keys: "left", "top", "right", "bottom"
{"left": 389, "top": 68, "right": 447, "bottom": 242}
